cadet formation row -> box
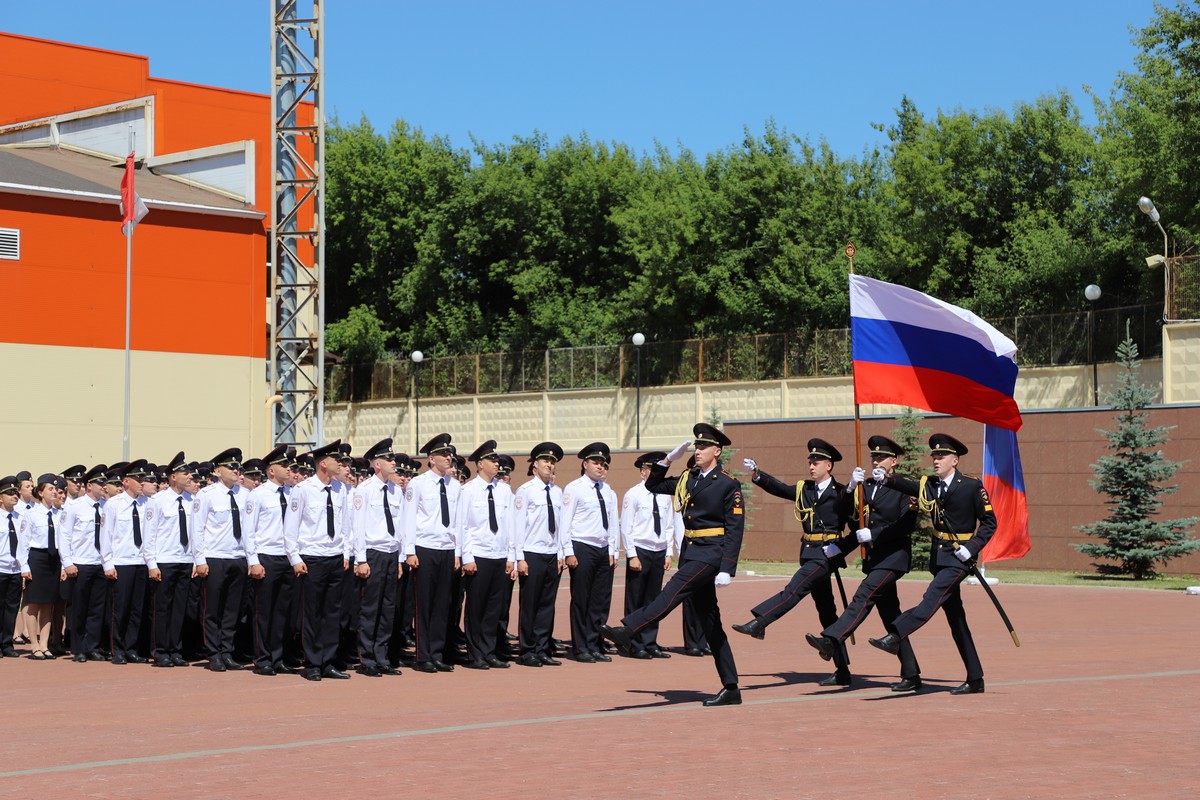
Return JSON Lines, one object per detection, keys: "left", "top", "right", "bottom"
{"left": 0, "top": 422, "right": 996, "bottom": 705}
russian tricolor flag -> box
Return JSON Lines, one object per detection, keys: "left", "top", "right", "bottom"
{"left": 849, "top": 274, "right": 1022, "bottom": 432}
{"left": 850, "top": 274, "right": 1029, "bottom": 561}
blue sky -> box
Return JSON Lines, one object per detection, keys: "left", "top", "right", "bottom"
{"left": 6, "top": 0, "right": 1162, "bottom": 158}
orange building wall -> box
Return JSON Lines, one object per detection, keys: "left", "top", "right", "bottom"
{"left": 0, "top": 194, "right": 267, "bottom": 359}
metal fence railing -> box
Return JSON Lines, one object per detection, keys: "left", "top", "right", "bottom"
{"left": 326, "top": 304, "right": 1163, "bottom": 403}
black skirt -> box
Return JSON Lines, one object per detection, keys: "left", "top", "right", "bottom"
{"left": 25, "top": 548, "right": 62, "bottom": 605}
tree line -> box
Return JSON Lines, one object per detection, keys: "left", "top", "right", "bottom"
{"left": 325, "top": 2, "right": 1200, "bottom": 363}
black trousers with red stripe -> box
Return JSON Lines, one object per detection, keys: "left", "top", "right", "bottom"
{"left": 152, "top": 562, "right": 192, "bottom": 661}
{"left": 621, "top": 559, "right": 737, "bottom": 687}
{"left": 891, "top": 564, "right": 981, "bottom": 681}
{"left": 821, "top": 567, "right": 920, "bottom": 680}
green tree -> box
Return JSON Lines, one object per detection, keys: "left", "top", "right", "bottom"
{"left": 1075, "top": 332, "right": 1199, "bottom": 578}
{"left": 891, "top": 408, "right": 933, "bottom": 571}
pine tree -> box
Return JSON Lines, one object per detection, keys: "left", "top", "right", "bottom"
{"left": 891, "top": 408, "right": 934, "bottom": 571}
{"left": 1075, "top": 332, "right": 1199, "bottom": 579}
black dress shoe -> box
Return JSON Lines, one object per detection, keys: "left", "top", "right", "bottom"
{"left": 647, "top": 648, "right": 671, "bottom": 659}
{"left": 818, "top": 671, "right": 852, "bottom": 687}
{"left": 378, "top": 665, "right": 402, "bottom": 675}
{"left": 684, "top": 648, "right": 706, "bottom": 657}
{"left": 2, "top": 647, "right": 19, "bottom": 658}
{"left": 462, "top": 659, "right": 491, "bottom": 670}
{"left": 805, "top": 633, "right": 835, "bottom": 662}
{"left": 322, "top": 666, "right": 351, "bottom": 679}
{"left": 356, "top": 665, "right": 382, "bottom": 677}
{"left": 171, "top": 656, "right": 190, "bottom": 667}
{"left": 574, "top": 652, "right": 596, "bottom": 663}
{"left": 891, "top": 677, "right": 922, "bottom": 693}
{"left": 221, "top": 654, "right": 244, "bottom": 670}
{"left": 208, "top": 659, "right": 226, "bottom": 672}
{"left": 629, "top": 649, "right": 652, "bottom": 660}
{"left": 599, "top": 624, "right": 634, "bottom": 651}
{"left": 950, "top": 679, "right": 985, "bottom": 695}
{"left": 485, "top": 655, "right": 510, "bottom": 669}
{"left": 304, "top": 667, "right": 322, "bottom": 681}
{"left": 253, "top": 665, "right": 278, "bottom": 676}
{"left": 126, "top": 654, "right": 148, "bottom": 664}
{"left": 732, "top": 618, "right": 767, "bottom": 640}
{"left": 72, "top": 653, "right": 88, "bottom": 663}
{"left": 702, "top": 687, "right": 742, "bottom": 707}
{"left": 517, "top": 655, "right": 543, "bottom": 667}
{"left": 590, "top": 651, "right": 612, "bottom": 662}
{"left": 152, "top": 658, "right": 175, "bottom": 668}
{"left": 111, "top": 653, "right": 128, "bottom": 665}
{"left": 598, "top": 641, "right": 616, "bottom": 655}
{"left": 433, "top": 660, "right": 455, "bottom": 672}
{"left": 869, "top": 633, "right": 901, "bottom": 655}
{"left": 413, "top": 661, "right": 439, "bottom": 673}
{"left": 87, "top": 650, "right": 107, "bottom": 662}
{"left": 538, "top": 655, "right": 562, "bottom": 666}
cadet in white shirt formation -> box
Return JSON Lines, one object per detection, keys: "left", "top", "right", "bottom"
{"left": 0, "top": 424, "right": 999, "bottom": 705}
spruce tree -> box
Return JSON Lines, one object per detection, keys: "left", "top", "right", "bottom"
{"left": 891, "top": 408, "right": 933, "bottom": 571}
{"left": 1075, "top": 332, "right": 1199, "bottom": 579}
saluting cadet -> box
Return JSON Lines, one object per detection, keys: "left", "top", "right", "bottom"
{"left": 191, "top": 447, "right": 248, "bottom": 672}
{"left": 602, "top": 423, "right": 746, "bottom": 706}
{"left": 284, "top": 440, "right": 352, "bottom": 681}
{"left": 100, "top": 460, "right": 150, "bottom": 664}
{"left": 350, "top": 438, "right": 403, "bottom": 677}
{"left": 405, "top": 433, "right": 462, "bottom": 673}
{"left": 142, "top": 453, "right": 195, "bottom": 668}
{"left": 869, "top": 433, "right": 996, "bottom": 695}
{"left": 0, "top": 477, "right": 25, "bottom": 657}
{"left": 805, "top": 436, "right": 923, "bottom": 691}
{"left": 561, "top": 442, "right": 619, "bottom": 663}
{"left": 513, "top": 442, "right": 565, "bottom": 667}
{"left": 19, "top": 474, "right": 63, "bottom": 660}
{"left": 457, "top": 440, "right": 515, "bottom": 670}
{"left": 620, "top": 451, "right": 683, "bottom": 659}
{"left": 243, "top": 444, "right": 295, "bottom": 676}
{"left": 733, "top": 438, "right": 853, "bottom": 687}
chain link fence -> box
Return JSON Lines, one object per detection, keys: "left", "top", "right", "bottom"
{"left": 327, "top": 304, "right": 1163, "bottom": 402}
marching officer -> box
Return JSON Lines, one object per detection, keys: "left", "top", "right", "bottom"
{"left": 619, "top": 451, "right": 682, "bottom": 659}
{"left": 512, "top": 442, "right": 565, "bottom": 667}
{"left": 806, "top": 435, "right": 923, "bottom": 691}
{"left": 869, "top": 433, "right": 996, "bottom": 694}
{"left": 560, "top": 442, "right": 619, "bottom": 663}
{"left": 143, "top": 452, "right": 195, "bottom": 667}
{"left": 602, "top": 423, "right": 746, "bottom": 706}
{"left": 350, "top": 438, "right": 403, "bottom": 677}
{"left": 732, "top": 438, "right": 853, "bottom": 687}
{"left": 191, "top": 447, "right": 248, "bottom": 672}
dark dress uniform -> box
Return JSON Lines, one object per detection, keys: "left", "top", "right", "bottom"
{"left": 613, "top": 424, "right": 745, "bottom": 695}
{"left": 880, "top": 435, "right": 996, "bottom": 686}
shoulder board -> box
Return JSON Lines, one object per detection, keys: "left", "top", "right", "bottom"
{"left": 959, "top": 472, "right": 981, "bottom": 481}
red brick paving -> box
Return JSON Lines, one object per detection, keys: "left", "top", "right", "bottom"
{"left": 2, "top": 576, "right": 1197, "bottom": 798}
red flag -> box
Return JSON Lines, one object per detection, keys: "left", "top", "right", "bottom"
{"left": 119, "top": 152, "right": 148, "bottom": 234}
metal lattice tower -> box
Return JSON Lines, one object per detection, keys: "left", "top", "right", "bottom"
{"left": 270, "top": 0, "right": 325, "bottom": 448}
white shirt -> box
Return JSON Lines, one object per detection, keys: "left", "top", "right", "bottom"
{"left": 243, "top": 480, "right": 290, "bottom": 565}
{"left": 458, "top": 476, "right": 515, "bottom": 564}
{"left": 191, "top": 481, "right": 247, "bottom": 565}
{"left": 351, "top": 474, "right": 403, "bottom": 560}
{"left": 19, "top": 502, "right": 57, "bottom": 551}
{"left": 284, "top": 476, "right": 351, "bottom": 565}
{"left": 1, "top": 509, "right": 25, "bottom": 574}
{"left": 405, "top": 469, "right": 461, "bottom": 555}
{"left": 513, "top": 478, "right": 564, "bottom": 560}
{"left": 559, "top": 475, "right": 619, "bottom": 557}
{"left": 621, "top": 480, "right": 683, "bottom": 557}
{"left": 100, "top": 491, "right": 149, "bottom": 570}
{"left": 58, "top": 495, "right": 104, "bottom": 568}
{"left": 143, "top": 488, "right": 194, "bottom": 568}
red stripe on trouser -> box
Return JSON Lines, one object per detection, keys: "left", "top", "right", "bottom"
{"left": 830, "top": 577, "right": 888, "bottom": 642}
{"left": 757, "top": 565, "right": 823, "bottom": 619}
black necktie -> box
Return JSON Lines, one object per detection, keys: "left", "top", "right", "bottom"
{"left": 439, "top": 480, "right": 450, "bottom": 528}
{"left": 652, "top": 495, "right": 662, "bottom": 537}
{"left": 178, "top": 496, "right": 189, "bottom": 549}
{"left": 7, "top": 514, "right": 15, "bottom": 558}
{"left": 487, "top": 485, "right": 498, "bottom": 533}
{"left": 228, "top": 490, "right": 242, "bottom": 541}
{"left": 383, "top": 485, "right": 395, "bottom": 536}
{"left": 47, "top": 510, "right": 56, "bottom": 553}
{"left": 545, "top": 484, "right": 556, "bottom": 534}
{"left": 325, "top": 486, "right": 335, "bottom": 538}
{"left": 279, "top": 486, "right": 287, "bottom": 521}
{"left": 595, "top": 483, "right": 608, "bottom": 530}
{"left": 132, "top": 502, "right": 142, "bottom": 548}
{"left": 93, "top": 503, "right": 101, "bottom": 551}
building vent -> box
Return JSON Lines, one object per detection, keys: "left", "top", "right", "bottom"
{"left": 0, "top": 228, "right": 18, "bottom": 261}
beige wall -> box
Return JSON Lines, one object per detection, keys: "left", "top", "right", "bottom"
{"left": 0, "top": 343, "right": 269, "bottom": 473}
{"left": 1164, "top": 322, "right": 1200, "bottom": 403}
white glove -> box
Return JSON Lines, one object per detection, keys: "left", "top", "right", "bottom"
{"left": 848, "top": 466, "right": 865, "bottom": 489}
{"left": 872, "top": 467, "right": 886, "bottom": 482}
{"left": 822, "top": 544, "right": 840, "bottom": 559}
{"left": 856, "top": 527, "right": 872, "bottom": 544}
{"left": 954, "top": 545, "right": 972, "bottom": 563}
{"left": 742, "top": 457, "right": 757, "bottom": 473}
{"left": 714, "top": 572, "right": 731, "bottom": 587}
{"left": 666, "top": 440, "right": 691, "bottom": 463}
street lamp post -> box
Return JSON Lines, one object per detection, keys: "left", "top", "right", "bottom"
{"left": 1085, "top": 284, "right": 1102, "bottom": 406}
{"left": 1138, "top": 196, "right": 1170, "bottom": 320}
{"left": 411, "top": 350, "right": 424, "bottom": 452}
{"left": 632, "top": 332, "right": 645, "bottom": 449}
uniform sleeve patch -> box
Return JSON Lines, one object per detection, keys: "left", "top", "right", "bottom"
{"left": 984, "top": 504, "right": 993, "bottom": 512}
{"left": 354, "top": 495, "right": 364, "bottom": 510}
{"left": 19, "top": 518, "right": 28, "bottom": 532}
{"left": 193, "top": 500, "right": 201, "bottom": 514}
{"left": 145, "top": 508, "right": 154, "bottom": 521}
{"left": 405, "top": 488, "right": 414, "bottom": 502}
{"left": 290, "top": 499, "right": 300, "bottom": 512}
{"left": 245, "top": 500, "right": 254, "bottom": 514}
{"left": 732, "top": 507, "right": 743, "bottom": 515}
{"left": 514, "top": 496, "right": 524, "bottom": 510}
{"left": 562, "top": 493, "right": 572, "bottom": 506}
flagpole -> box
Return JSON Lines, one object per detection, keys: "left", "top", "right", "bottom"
{"left": 846, "top": 241, "right": 866, "bottom": 530}
{"left": 122, "top": 127, "right": 133, "bottom": 460}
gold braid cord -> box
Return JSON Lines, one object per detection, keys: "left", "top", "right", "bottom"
{"left": 673, "top": 472, "right": 690, "bottom": 513}
{"left": 793, "top": 482, "right": 815, "bottom": 526}
{"left": 917, "top": 475, "right": 943, "bottom": 526}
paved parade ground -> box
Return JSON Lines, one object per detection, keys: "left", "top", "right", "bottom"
{"left": 2, "top": 574, "right": 1197, "bottom": 799}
